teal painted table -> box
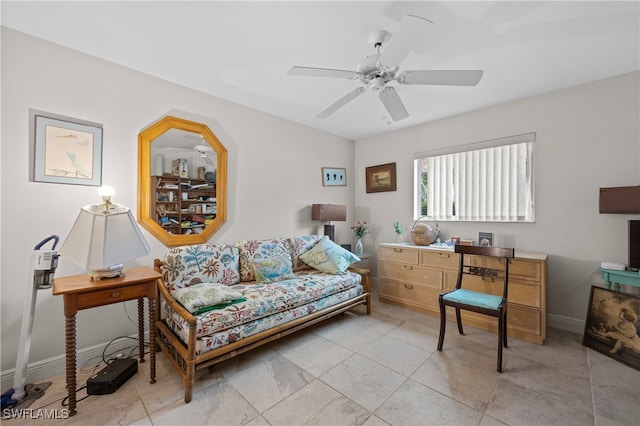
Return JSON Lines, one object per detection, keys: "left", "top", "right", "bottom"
{"left": 600, "top": 268, "right": 640, "bottom": 292}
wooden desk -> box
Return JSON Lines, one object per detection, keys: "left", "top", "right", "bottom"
{"left": 52, "top": 267, "right": 161, "bottom": 416}
{"left": 600, "top": 268, "right": 640, "bottom": 292}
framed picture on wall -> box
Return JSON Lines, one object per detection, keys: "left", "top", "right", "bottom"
{"left": 366, "top": 162, "right": 396, "bottom": 193}
{"left": 30, "top": 110, "right": 103, "bottom": 186}
{"left": 583, "top": 285, "right": 640, "bottom": 371}
{"left": 322, "top": 167, "right": 346, "bottom": 186}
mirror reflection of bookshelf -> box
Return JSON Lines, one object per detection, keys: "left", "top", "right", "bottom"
{"left": 151, "top": 175, "right": 216, "bottom": 235}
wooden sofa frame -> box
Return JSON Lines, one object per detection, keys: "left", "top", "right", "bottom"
{"left": 153, "top": 258, "right": 371, "bottom": 403}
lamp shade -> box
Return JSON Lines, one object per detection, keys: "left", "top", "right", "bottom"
{"left": 60, "top": 203, "right": 150, "bottom": 270}
{"left": 311, "top": 204, "right": 346, "bottom": 222}
{"left": 599, "top": 186, "right": 640, "bottom": 214}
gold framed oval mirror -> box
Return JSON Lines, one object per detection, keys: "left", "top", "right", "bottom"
{"left": 138, "top": 116, "right": 227, "bottom": 247}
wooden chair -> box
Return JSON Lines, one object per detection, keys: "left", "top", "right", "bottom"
{"left": 437, "top": 245, "right": 515, "bottom": 372}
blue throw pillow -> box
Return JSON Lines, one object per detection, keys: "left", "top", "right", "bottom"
{"left": 299, "top": 236, "right": 361, "bottom": 274}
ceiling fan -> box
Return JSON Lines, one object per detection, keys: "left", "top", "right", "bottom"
{"left": 287, "top": 15, "right": 484, "bottom": 121}
{"left": 160, "top": 136, "right": 216, "bottom": 166}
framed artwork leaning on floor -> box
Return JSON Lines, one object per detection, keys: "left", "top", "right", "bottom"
{"left": 583, "top": 285, "right": 640, "bottom": 371}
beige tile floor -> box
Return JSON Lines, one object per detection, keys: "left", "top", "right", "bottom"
{"left": 7, "top": 295, "right": 640, "bottom": 426}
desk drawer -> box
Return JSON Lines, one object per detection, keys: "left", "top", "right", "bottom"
{"left": 379, "top": 246, "right": 419, "bottom": 265}
{"left": 77, "top": 283, "right": 149, "bottom": 310}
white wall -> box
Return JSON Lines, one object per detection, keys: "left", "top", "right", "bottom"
{"left": 0, "top": 28, "right": 356, "bottom": 381}
{"left": 354, "top": 71, "right": 640, "bottom": 332}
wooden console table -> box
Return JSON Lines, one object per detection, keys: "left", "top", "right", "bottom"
{"left": 52, "top": 267, "right": 161, "bottom": 416}
{"left": 600, "top": 268, "right": 640, "bottom": 292}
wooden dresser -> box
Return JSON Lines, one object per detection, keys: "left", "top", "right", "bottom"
{"left": 377, "top": 243, "right": 548, "bottom": 344}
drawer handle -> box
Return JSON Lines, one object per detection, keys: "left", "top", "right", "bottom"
{"left": 439, "top": 253, "right": 450, "bottom": 258}
{"left": 111, "top": 291, "right": 121, "bottom": 298}
{"left": 404, "top": 284, "right": 414, "bottom": 290}
{"left": 393, "top": 248, "right": 403, "bottom": 253}
{"left": 403, "top": 265, "right": 413, "bottom": 270}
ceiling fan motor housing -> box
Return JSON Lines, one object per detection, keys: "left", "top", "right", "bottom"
{"left": 357, "top": 54, "right": 381, "bottom": 76}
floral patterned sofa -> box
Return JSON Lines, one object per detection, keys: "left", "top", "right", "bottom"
{"left": 153, "top": 235, "right": 371, "bottom": 402}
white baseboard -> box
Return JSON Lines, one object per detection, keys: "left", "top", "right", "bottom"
{"left": 548, "top": 313, "right": 585, "bottom": 335}
{"left": 1, "top": 333, "right": 144, "bottom": 392}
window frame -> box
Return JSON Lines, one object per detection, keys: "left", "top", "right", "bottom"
{"left": 413, "top": 133, "right": 536, "bottom": 223}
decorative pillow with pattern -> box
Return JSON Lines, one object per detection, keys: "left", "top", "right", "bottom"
{"left": 172, "top": 282, "right": 245, "bottom": 315}
{"left": 162, "top": 243, "right": 240, "bottom": 291}
{"left": 288, "top": 235, "right": 324, "bottom": 271}
{"left": 237, "top": 238, "right": 292, "bottom": 282}
{"left": 252, "top": 256, "right": 295, "bottom": 283}
{"left": 299, "top": 236, "right": 361, "bottom": 274}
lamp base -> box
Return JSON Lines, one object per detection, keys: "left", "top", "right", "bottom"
{"left": 90, "top": 264, "right": 125, "bottom": 280}
{"left": 324, "top": 224, "right": 335, "bottom": 242}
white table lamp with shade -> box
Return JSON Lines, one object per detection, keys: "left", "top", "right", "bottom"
{"left": 59, "top": 186, "right": 151, "bottom": 280}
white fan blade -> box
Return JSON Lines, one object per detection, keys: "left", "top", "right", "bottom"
{"left": 378, "top": 15, "right": 432, "bottom": 70}
{"left": 399, "top": 70, "right": 484, "bottom": 86}
{"left": 288, "top": 66, "right": 360, "bottom": 79}
{"left": 379, "top": 87, "right": 409, "bottom": 121}
{"left": 317, "top": 87, "right": 365, "bottom": 118}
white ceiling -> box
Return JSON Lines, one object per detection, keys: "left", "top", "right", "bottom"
{"left": 2, "top": 1, "right": 639, "bottom": 140}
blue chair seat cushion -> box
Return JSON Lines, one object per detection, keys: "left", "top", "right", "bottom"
{"left": 442, "top": 289, "right": 504, "bottom": 311}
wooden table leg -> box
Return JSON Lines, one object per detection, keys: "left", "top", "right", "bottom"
{"left": 149, "top": 296, "right": 157, "bottom": 384}
{"left": 137, "top": 298, "right": 145, "bottom": 363}
{"left": 65, "top": 314, "right": 77, "bottom": 416}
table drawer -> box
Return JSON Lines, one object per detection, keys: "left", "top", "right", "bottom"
{"left": 379, "top": 262, "right": 442, "bottom": 289}
{"left": 77, "top": 283, "right": 149, "bottom": 310}
{"left": 379, "top": 246, "right": 419, "bottom": 265}
{"left": 420, "top": 250, "right": 459, "bottom": 270}
{"left": 378, "top": 278, "right": 441, "bottom": 309}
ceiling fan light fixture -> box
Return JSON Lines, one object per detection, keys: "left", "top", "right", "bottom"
{"left": 369, "top": 77, "right": 386, "bottom": 92}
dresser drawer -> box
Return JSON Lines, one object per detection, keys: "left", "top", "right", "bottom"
{"left": 508, "top": 304, "right": 542, "bottom": 336}
{"left": 460, "top": 276, "right": 541, "bottom": 308}
{"left": 460, "top": 304, "right": 541, "bottom": 337}
{"left": 379, "top": 262, "right": 442, "bottom": 289}
{"left": 379, "top": 246, "right": 419, "bottom": 265}
{"left": 379, "top": 278, "right": 441, "bottom": 310}
{"left": 471, "top": 256, "right": 542, "bottom": 283}
{"left": 77, "top": 283, "right": 149, "bottom": 310}
{"left": 420, "top": 250, "right": 459, "bottom": 270}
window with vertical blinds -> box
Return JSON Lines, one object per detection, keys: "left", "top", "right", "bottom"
{"left": 414, "top": 133, "right": 535, "bottom": 222}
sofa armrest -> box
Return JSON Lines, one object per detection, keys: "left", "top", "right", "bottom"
{"left": 154, "top": 259, "right": 196, "bottom": 325}
{"left": 348, "top": 265, "right": 371, "bottom": 293}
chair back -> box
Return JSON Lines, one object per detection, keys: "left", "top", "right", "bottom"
{"left": 454, "top": 245, "right": 515, "bottom": 300}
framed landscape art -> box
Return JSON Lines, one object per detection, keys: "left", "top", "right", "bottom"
{"left": 366, "top": 162, "right": 396, "bottom": 193}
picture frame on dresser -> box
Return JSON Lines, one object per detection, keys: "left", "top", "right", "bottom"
{"left": 366, "top": 162, "right": 396, "bottom": 193}
{"left": 583, "top": 285, "right": 640, "bottom": 371}
{"left": 30, "top": 109, "right": 103, "bottom": 186}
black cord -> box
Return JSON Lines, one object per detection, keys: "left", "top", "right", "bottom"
{"left": 28, "top": 336, "right": 152, "bottom": 412}
{"left": 61, "top": 384, "right": 90, "bottom": 407}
